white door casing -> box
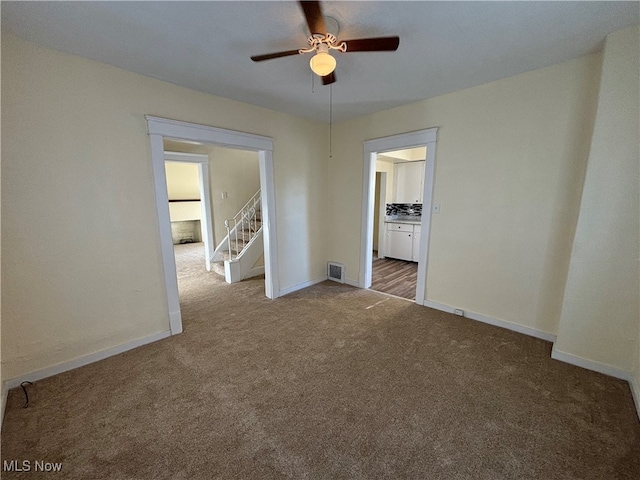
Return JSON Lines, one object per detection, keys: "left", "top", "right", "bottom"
{"left": 163, "top": 151, "right": 214, "bottom": 272}
{"left": 376, "top": 172, "right": 388, "bottom": 259}
{"left": 361, "top": 128, "right": 438, "bottom": 305}
{"left": 147, "top": 116, "right": 279, "bottom": 335}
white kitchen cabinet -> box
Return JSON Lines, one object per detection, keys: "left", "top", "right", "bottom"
{"left": 411, "top": 225, "right": 421, "bottom": 262}
{"left": 386, "top": 231, "right": 413, "bottom": 261}
{"left": 385, "top": 222, "right": 414, "bottom": 261}
{"left": 393, "top": 161, "right": 425, "bottom": 204}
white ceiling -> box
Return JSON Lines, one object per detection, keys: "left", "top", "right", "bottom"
{"left": 3, "top": 1, "right": 639, "bottom": 123}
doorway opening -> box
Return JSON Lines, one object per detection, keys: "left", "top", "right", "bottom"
{"left": 361, "top": 129, "right": 438, "bottom": 305}
{"left": 163, "top": 141, "right": 262, "bottom": 285}
{"left": 147, "top": 116, "right": 279, "bottom": 336}
{"left": 370, "top": 148, "right": 426, "bottom": 300}
{"left": 163, "top": 150, "right": 214, "bottom": 280}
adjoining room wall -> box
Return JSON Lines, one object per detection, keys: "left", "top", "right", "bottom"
{"left": 165, "top": 162, "right": 200, "bottom": 202}
{"left": 375, "top": 159, "right": 395, "bottom": 204}
{"left": 1, "top": 34, "right": 328, "bottom": 381}
{"left": 207, "top": 146, "right": 260, "bottom": 248}
{"left": 165, "top": 161, "right": 202, "bottom": 244}
{"left": 554, "top": 25, "right": 640, "bottom": 378}
{"left": 329, "top": 52, "right": 601, "bottom": 338}
{"left": 162, "top": 141, "right": 261, "bottom": 249}
{"left": 373, "top": 160, "right": 396, "bottom": 252}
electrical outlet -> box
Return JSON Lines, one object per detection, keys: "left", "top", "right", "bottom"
{"left": 454, "top": 309, "right": 464, "bottom": 316}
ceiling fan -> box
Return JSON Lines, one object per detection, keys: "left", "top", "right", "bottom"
{"left": 251, "top": 0, "right": 400, "bottom": 85}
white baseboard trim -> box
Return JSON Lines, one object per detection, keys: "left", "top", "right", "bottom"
{"left": 344, "top": 278, "right": 360, "bottom": 288}
{"left": 279, "top": 277, "right": 327, "bottom": 297}
{"left": 3, "top": 330, "right": 172, "bottom": 391}
{"left": 1, "top": 381, "right": 9, "bottom": 429}
{"left": 551, "top": 347, "right": 640, "bottom": 421}
{"left": 629, "top": 375, "right": 640, "bottom": 422}
{"left": 550, "top": 346, "right": 631, "bottom": 381}
{"left": 168, "top": 311, "right": 182, "bottom": 335}
{"left": 247, "top": 266, "right": 265, "bottom": 278}
{"left": 423, "top": 300, "right": 557, "bottom": 343}
{"left": 368, "top": 288, "right": 415, "bottom": 303}
{"left": 421, "top": 299, "right": 638, "bottom": 420}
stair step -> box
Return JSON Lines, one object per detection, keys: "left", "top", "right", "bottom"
{"left": 211, "top": 192, "right": 262, "bottom": 268}
{"left": 211, "top": 261, "right": 226, "bottom": 277}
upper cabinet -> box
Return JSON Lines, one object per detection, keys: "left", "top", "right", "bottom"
{"left": 393, "top": 161, "right": 425, "bottom": 203}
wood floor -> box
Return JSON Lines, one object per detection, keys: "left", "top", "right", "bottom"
{"left": 370, "top": 252, "right": 418, "bottom": 300}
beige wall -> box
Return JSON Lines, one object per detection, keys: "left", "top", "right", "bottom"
{"left": 380, "top": 147, "right": 427, "bottom": 162}
{"left": 1, "top": 34, "right": 328, "bottom": 380}
{"left": 207, "top": 146, "right": 260, "bottom": 248}
{"left": 163, "top": 141, "right": 261, "bottom": 246}
{"left": 163, "top": 141, "right": 260, "bottom": 246}
{"left": 375, "top": 159, "right": 395, "bottom": 205}
{"left": 165, "top": 162, "right": 201, "bottom": 222}
{"left": 165, "top": 162, "right": 200, "bottom": 201}
{"left": 168, "top": 202, "right": 201, "bottom": 223}
{"left": 328, "top": 52, "right": 601, "bottom": 337}
{"left": 373, "top": 160, "right": 395, "bottom": 251}
{"left": 555, "top": 26, "right": 640, "bottom": 375}
{"left": 2, "top": 24, "right": 637, "bottom": 407}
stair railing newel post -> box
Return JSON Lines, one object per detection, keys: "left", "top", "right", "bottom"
{"left": 225, "top": 219, "right": 232, "bottom": 261}
{"left": 234, "top": 217, "right": 239, "bottom": 260}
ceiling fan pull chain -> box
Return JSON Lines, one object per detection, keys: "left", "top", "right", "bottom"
{"left": 329, "top": 84, "right": 333, "bottom": 158}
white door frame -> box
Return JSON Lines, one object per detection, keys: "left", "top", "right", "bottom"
{"left": 376, "top": 172, "right": 388, "bottom": 259}
{"left": 146, "top": 116, "right": 279, "bottom": 335}
{"left": 164, "top": 151, "right": 215, "bottom": 272}
{"left": 361, "top": 128, "right": 438, "bottom": 305}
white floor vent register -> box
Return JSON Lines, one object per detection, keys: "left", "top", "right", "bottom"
{"left": 327, "top": 262, "right": 345, "bottom": 283}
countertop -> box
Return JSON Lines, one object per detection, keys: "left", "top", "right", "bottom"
{"left": 385, "top": 216, "right": 422, "bottom": 225}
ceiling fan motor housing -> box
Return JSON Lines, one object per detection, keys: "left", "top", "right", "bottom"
{"left": 306, "top": 16, "right": 339, "bottom": 46}
{"left": 251, "top": 1, "right": 400, "bottom": 85}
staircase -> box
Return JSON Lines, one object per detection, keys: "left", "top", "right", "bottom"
{"left": 211, "top": 190, "right": 264, "bottom": 283}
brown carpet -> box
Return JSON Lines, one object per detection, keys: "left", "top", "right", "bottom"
{"left": 2, "top": 243, "right": 639, "bottom": 479}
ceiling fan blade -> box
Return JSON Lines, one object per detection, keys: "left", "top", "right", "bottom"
{"left": 342, "top": 36, "right": 400, "bottom": 52}
{"left": 251, "top": 50, "right": 302, "bottom": 62}
{"left": 321, "top": 72, "right": 336, "bottom": 85}
{"left": 299, "top": 1, "right": 326, "bottom": 35}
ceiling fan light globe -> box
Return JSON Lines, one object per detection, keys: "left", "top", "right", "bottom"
{"left": 309, "top": 52, "right": 336, "bottom": 76}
